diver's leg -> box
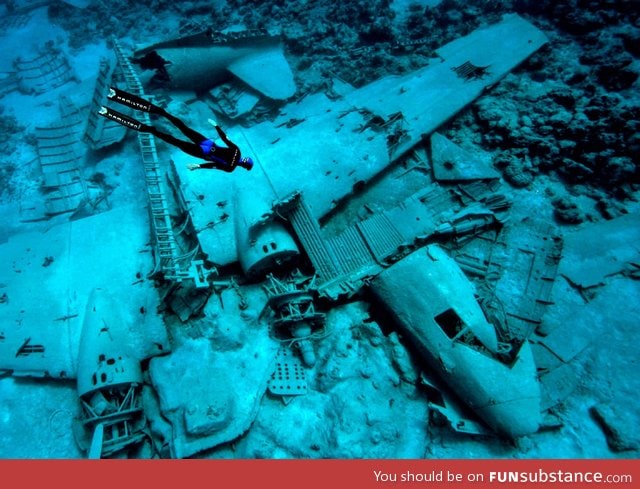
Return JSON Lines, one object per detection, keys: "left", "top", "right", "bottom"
{"left": 156, "top": 110, "right": 208, "bottom": 145}
{"left": 99, "top": 106, "right": 202, "bottom": 158}
{"left": 108, "top": 86, "right": 207, "bottom": 144}
{"left": 107, "top": 87, "right": 162, "bottom": 113}
{"left": 147, "top": 127, "right": 204, "bottom": 159}
{"left": 99, "top": 106, "right": 149, "bottom": 131}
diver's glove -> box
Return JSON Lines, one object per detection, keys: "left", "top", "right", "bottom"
{"left": 208, "top": 119, "right": 218, "bottom": 127}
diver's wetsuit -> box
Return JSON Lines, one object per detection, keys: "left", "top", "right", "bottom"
{"left": 147, "top": 111, "right": 242, "bottom": 172}
{"left": 100, "top": 87, "right": 251, "bottom": 172}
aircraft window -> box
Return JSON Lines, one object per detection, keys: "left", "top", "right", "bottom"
{"left": 106, "top": 358, "right": 115, "bottom": 365}
{"left": 435, "top": 308, "right": 463, "bottom": 339}
{"left": 263, "top": 245, "right": 269, "bottom": 253}
{"left": 92, "top": 373, "right": 97, "bottom": 385}
{"left": 98, "top": 354, "right": 105, "bottom": 362}
{"left": 100, "top": 373, "right": 107, "bottom": 383}
{"left": 435, "top": 308, "right": 484, "bottom": 349}
{"left": 271, "top": 242, "right": 277, "bottom": 250}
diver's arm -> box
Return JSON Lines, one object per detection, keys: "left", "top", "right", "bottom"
{"left": 209, "top": 119, "right": 239, "bottom": 151}
{"left": 187, "top": 161, "right": 230, "bottom": 171}
{"left": 191, "top": 162, "right": 221, "bottom": 170}
{"left": 187, "top": 162, "right": 218, "bottom": 170}
{"left": 198, "top": 162, "right": 221, "bottom": 169}
{"left": 214, "top": 125, "right": 235, "bottom": 148}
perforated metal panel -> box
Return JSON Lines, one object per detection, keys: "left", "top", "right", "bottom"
{"left": 268, "top": 348, "right": 307, "bottom": 396}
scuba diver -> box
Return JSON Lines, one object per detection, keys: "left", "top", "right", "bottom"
{"left": 99, "top": 87, "right": 254, "bottom": 173}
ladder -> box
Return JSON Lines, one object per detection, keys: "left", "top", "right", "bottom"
{"left": 112, "top": 39, "right": 182, "bottom": 281}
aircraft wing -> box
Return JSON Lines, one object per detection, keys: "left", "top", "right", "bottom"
{"left": 0, "top": 315, "right": 79, "bottom": 379}
{"left": 0, "top": 204, "right": 170, "bottom": 379}
{"left": 0, "top": 226, "right": 81, "bottom": 379}
{"left": 175, "top": 14, "right": 548, "bottom": 269}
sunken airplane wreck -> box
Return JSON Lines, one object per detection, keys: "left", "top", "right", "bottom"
{"left": 370, "top": 246, "right": 541, "bottom": 438}
{"left": 132, "top": 28, "right": 297, "bottom": 100}
{"left": 74, "top": 288, "right": 146, "bottom": 458}
{"left": 1, "top": 14, "right": 565, "bottom": 457}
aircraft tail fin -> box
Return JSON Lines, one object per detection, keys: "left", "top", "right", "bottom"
{"left": 228, "top": 46, "right": 296, "bottom": 100}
